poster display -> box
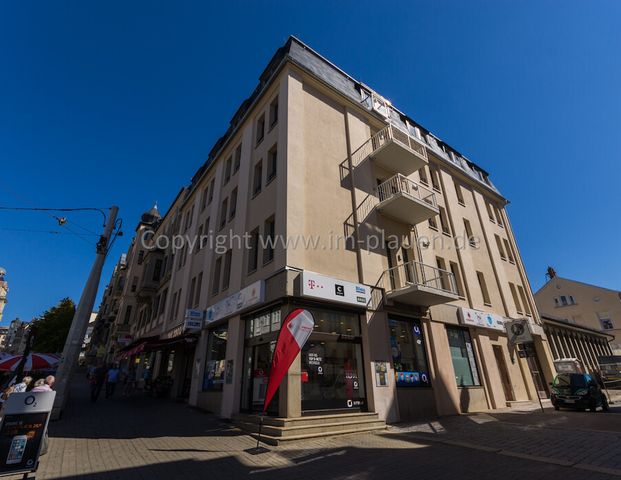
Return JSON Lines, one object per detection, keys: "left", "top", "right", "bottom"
{"left": 0, "top": 391, "right": 55, "bottom": 476}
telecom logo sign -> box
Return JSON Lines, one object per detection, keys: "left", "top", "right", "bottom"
{"left": 301, "top": 271, "right": 370, "bottom": 307}
{"left": 458, "top": 307, "right": 505, "bottom": 332}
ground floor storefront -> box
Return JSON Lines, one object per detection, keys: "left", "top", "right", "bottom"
{"left": 186, "top": 270, "right": 556, "bottom": 423}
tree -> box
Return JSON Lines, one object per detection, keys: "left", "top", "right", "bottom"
{"left": 31, "top": 298, "right": 76, "bottom": 353}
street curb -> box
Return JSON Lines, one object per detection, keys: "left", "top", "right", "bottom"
{"left": 574, "top": 463, "right": 621, "bottom": 477}
{"left": 394, "top": 432, "right": 621, "bottom": 476}
{"left": 498, "top": 450, "right": 574, "bottom": 467}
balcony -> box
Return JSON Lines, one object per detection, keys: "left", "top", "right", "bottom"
{"left": 351, "top": 124, "right": 428, "bottom": 175}
{"left": 382, "top": 261, "right": 459, "bottom": 306}
{"left": 376, "top": 174, "right": 438, "bottom": 225}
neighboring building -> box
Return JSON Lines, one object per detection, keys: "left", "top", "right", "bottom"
{"left": 541, "top": 314, "right": 614, "bottom": 372}
{"left": 0, "top": 326, "right": 8, "bottom": 351}
{"left": 535, "top": 268, "right": 621, "bottom": 354}
{"left": 3, "top": 318, "right": 29, "bottom": 354}
{"left": 98, "top": 37, "right": 556, "bottom": 428}
{"left": 0, "top": 268, "right": 8, "bottom": 324}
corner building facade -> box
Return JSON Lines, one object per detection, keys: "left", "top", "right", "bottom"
{"left": 100, "top": 37, "right": 557, "bottom": 423}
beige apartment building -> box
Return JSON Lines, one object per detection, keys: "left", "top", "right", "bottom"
{"left": 535, "top": 269, "right": 621, "bottom": 355}
{"left": 93, "top": 37, "right": 556, "bottom": 436}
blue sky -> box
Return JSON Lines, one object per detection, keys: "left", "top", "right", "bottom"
{"left": 1, "top": 1, "right": 620, "bottom": 322}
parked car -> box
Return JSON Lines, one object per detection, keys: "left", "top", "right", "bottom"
{"left": 550, "top": 373, "right": 609, "bottom": 412}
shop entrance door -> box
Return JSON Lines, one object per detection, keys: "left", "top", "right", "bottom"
{"left": 241, "top": 341, "right": 279, "bottom": 415}
{"left": 493, "top": 345, "right": 515, "bottom": 402}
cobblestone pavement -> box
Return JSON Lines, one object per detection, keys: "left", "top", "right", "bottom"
{"left": 8, "top": 382, "right": 621, "bottom": 480}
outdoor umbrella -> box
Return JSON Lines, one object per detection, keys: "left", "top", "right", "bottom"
{"left": 0, "top": 353, "right": 60, "bottom": 371}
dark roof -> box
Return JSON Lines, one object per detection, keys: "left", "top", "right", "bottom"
{"left": 179, "top": 36, "right": 504, "bottom": 214}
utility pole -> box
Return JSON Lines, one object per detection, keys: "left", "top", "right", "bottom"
{"left": 52, "top": 206, "right": 118, "bottom": 419}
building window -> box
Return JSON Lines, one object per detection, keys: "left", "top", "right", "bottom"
{"left": 222, "top": 250, "right": 232, "bottom": 291}
{"left": 495, "top": 234, "right": 506, "bottom": 261}
{"left": 486, "top": 202, "right": 495, "bottom": 223}
{"left": 253, "top": 160, "right": 263, "bottom": 196}
{"left": 219, "top": 198, "right": 228, "bottom": 230}
{"left": 503, "top": 239, "right": 515, "bottom": 263}
{"left": 439, "top": 207, "right": 451, "bottom": 235}
{"left": 123, "top": 305, "right": 132, "bottom": 325}
{"left": 428, "top": 214, "right": 438, "bottom": 230}
{"left": 389, "top": 318, "right": 431, "bottom": 387}
{"left": 137, "top": 250, "right": 144, "bottom": 265}
{"left": 269, "top": 96, "right": 278, "bottom": 127}
{"left": 477, "top": 271, "right": 491, "bottom": 306}
{"left": 233, "top": 143, "right": 242, "bottom": 173}
{"left": 455, "top": 183, "right": 465, "bottom": 205}
{"left": 447, "top": 327, "right": 481, "bottom": 387}
{"left": 509, "top": 282, "right": 523, "bottom": 314}
{"left": 202, "top": 325, "right": 228, "bottom": 391}
{"left": 267, "top": 144, "right": 277, "bottom": 182}
{"left": 463, "top": 219, "right": 476, "bottom": 246}
{"left": 598, "top": 312, "right": 614, "bottom": 330}
{"left": 229, "top": 187, "right": 238, "bottom": 221}
{"left": 418, "top": 166, "right": 429, "bottom": 186}
{"left": 152, "top": 258, "right": 163, "bottom": 281}
{"left": 430, "top": 166, "right": 441, "bottom": 192}
{"left": 435, "top": 256, "right": 451, "bottom": 291}
{"left": 159, "top": 289, "right": 168, "bottom": 316}
{"left": 449, "top": 261, "right": 466, "bottom": 298}
{"left": 223, "top": 156, "right": 232, "bottom": 185}
{"left": 246, "top": 308, "right": 281, "bottom": 338}
{"left": 194, "top": 272, "right": 203, "bottom": 308}
{"left": 495, "top": 206, "right": 504, "bottom": 227}
{"left": 262, "top": 216, "right": 275, "bottom": 265}
{"left": 256, "top": 113, "right": 265, "bottom": 145}
{"left": 187, "top": 277, "right": 196, "bottom": 309}
{"left": 247, "top": 227, "right": 259, "bottom": 273}
{"left": 211, "top": 257, "right": 222, "bottom": 296}
{"left": 196, "top": 225, "right": 203, "bottom": 254}
{"left": 517, "top": 285, "right": 531, "bottom": 316}
{"left": 131, "top": 276, "right": 138, "bottom": 292}
{"left": 208, "top": 178, "right": 215, "bottom": 205}
{"left": 200, "top": 186, "right": 208, "bottom": 211}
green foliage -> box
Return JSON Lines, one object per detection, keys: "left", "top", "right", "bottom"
{"left": 31, "top": 298, "right": 75, "bottom": 353}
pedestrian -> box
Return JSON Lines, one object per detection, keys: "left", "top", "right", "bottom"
{"left": 12, "top": 376, "right": 33, "bottom": 393}
{"left": 90, "top": 363, "right": 106, "bottom": 402}
{"left": 122, "top": 366, "right": 136, "bottom": 397}
{"left": 32, "top": 375, "right": 55, "bottom": 392}
{"left": 105, "top": 364, "right": 120, "bottom": 398}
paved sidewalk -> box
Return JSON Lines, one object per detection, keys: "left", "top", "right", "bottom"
{"left": 7, "top": 381, "right": 620, "bottom": 479}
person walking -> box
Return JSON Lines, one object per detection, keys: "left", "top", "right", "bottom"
{"left": 12, "top": 376, "right": 33, "bottom": 393}
{"left": 105, "top": 364, "right": 120, "bottom": 398}
{"left": 90, "top": 363, "right": 107, "bottom": 402}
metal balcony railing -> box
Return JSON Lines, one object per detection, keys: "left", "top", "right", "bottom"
{"left": 382, "top": 261, "right": 458, "bottom": 297}
{"left": 376, "top": 174, "right": 437, "bottom": 209}
{"left": 351, "top": 124, "right": 428, "bottom": 168}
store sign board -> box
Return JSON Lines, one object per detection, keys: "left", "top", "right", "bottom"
{"left": 505, "top": 319, "right": 533, "bottom": 345}
{"left": 184, "top": 309, "right": 204, "bottom": 331}
{"left": 300, "top": 271, "right": 370, "bottom": 307}
{"left": 206, "top": 280, "right": 265, "bottom": 324}
{"left": 0, "top": 391, "right": 55, "bottom": 476}
{"left": 458, "top": 307, "right": 506, "bottom": 332}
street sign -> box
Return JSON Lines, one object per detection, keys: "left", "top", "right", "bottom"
{"left": 505, "top": 319, "right": 533, "bottom": 345}
{"left": 184, "top": 309, "right": 204, "bottom": 332}
{"left": 0, "top": 391, "right": 55, "bottom": 476}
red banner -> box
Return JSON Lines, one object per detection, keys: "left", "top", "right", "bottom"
{"left": 263, "top": 309, "right": 314, "bottom": 412}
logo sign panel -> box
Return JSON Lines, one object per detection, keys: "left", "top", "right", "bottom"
{"left": 458, "top": 307, "right": 505, "bottom": 332}
{"left": 206, "top": 280, "right": 265, "bottom": 324}
{"left": 0, "top": 392, "right": 55, "bottom": 476}
{"left": 505, "top": 319, "right": 533, "bottom": 345}
{"left": 301, "top": 271, "right": 370, "bottom": 307}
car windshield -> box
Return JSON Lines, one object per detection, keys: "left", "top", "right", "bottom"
{"left": 553, "top": 373, "right": 587, "bottom": 388}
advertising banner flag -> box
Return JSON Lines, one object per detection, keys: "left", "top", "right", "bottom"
{"left": 263, "top": 309, "right": 314, "bottom": 412}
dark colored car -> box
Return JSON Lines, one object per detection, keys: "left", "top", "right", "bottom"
{"left": 550, "top": 373, "right": 609, "bottom": 412}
